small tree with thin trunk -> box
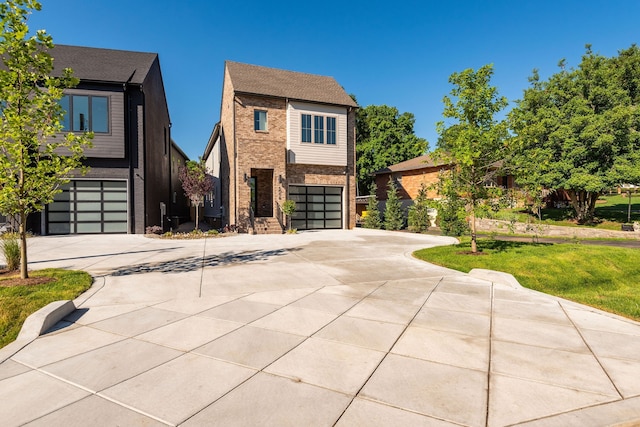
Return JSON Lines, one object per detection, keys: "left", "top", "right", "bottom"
{"left": 436, "top": 64, "right": 509, "bottom": 253}
{"left": 178, "top": 160, "right": 213, "bottom": 231}
{"left": 0, "top": 0, "right": 92, "bottom": 279}
{"left": 281, "top": 199, "right": 296, "bottom": 232}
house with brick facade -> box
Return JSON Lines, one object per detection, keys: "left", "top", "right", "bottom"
{"left": 373, "top": 154, "right": 450, "bottom": 211}
{"left": 373, "top": 154, "right": 516, "bottom": 211}
{"left": 203, "top": 61, "right": 358, "bottom": 234}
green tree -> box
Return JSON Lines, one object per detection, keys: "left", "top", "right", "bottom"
{"left": 508, "top": 45, "right": 640, "bottom": 223}
{"left": 436, "top": 64, "right": 509, "bottom": 253}
{"left": 437, "top": 176, "right": 469, "bottom": 237}
{"left": 356, "top": 103, "right": 428, "bottom": 195}
{"left": 408, "top": 182, "right": 431, "bottom": 232}
{"left": 178, "top": 159, "right": 214, "bottom": 231}
{"left": 0, "top": 0, "right": 92, "bottom": 278}
{"left": 384, "top": 177, "right": 405, "bottom": 230}
{"left": 362, "top": 183, "right": 382, "bottom": 229}
{"left": 281, "top": 199, "right": 296, "bottom": 232}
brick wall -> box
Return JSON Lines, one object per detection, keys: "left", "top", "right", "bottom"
{"left": 234, "top": 94, "right": 287, "bottom": 231}
{"left": 375, "top": 167, "right": 446, "bottom": 201}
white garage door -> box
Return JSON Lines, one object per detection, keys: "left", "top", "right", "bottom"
{"left": 289, "top": 185, "right": 342, "bottom": 230}
{"left": 47, "top": 180, "right": 128, "bottom": 234}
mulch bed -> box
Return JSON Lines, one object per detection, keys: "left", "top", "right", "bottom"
{"left": 0, "top": 269, "right": 54, "bottom": 287}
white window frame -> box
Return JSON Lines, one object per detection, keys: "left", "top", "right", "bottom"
{"left": 301, "top": 113, "right": 338, "bottom": 145}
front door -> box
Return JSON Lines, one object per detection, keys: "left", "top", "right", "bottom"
{"left": 251, "top": 169, "right": 273, "bottom": 217}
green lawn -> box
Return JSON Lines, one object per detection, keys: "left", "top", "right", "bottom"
{"left": 414, "top": 239, "right": 640, "bottom": 321}
{"left": 0, "top": 269, "right": 93, "bottom": 348}
{"left": 492, "top": 193, "right": 640, "bottom": 230}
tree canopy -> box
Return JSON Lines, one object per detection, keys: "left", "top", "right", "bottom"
{"left": 355, "top": 102, "right": 427, "bottom": 195}
{"left": 436, "top": 64, "right": 509, "bottom": 253}
{"left": 508, "top": 45, "right": 640, "bottom": 223}
{"left": 179, "top": 159, "right": 214, "bottom": 231}
{"left": 0, "top": 0, "right": 92, "bottom": 278}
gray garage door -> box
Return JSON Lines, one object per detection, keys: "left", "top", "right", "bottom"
{"left": 47, "top": 180, "right": 128, "bottom": 234}
{"left": 289, "top": 185, "right": 342, "bottom": 230}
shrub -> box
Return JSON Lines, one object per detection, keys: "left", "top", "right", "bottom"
{"left": 438, "top": 197, "right": 469, "bottom": 237}
{"left": 1, "top": 232, "right": 20, "bottom": 271}
{"left": 408, "top": 183, "right": 431, "bottom": 233}
{"left": 384, "top": 178, "right": 405, "bottom": 230}
{"left": 363, "top": 185, "right": 382, "bottom": 229}
{"left": 145, "top": 225, "right": 163, "bottom": 235}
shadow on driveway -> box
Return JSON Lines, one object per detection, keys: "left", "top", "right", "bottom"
{"left": 111, "top": 248, "right": 300, "bottom": 276}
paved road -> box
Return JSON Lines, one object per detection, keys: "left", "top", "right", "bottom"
{"left": 1, "top": 229, "right": 640, "bottom": 426}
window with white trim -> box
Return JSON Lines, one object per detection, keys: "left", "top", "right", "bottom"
{"left": 301, "top": 114, "right": 312, "bottom": 142}
{"left": 301, "top": 113, "right": 337, "bottom": 145}
{"left": 327, "top": 117, "right": 336, "bottom": 145}
{"left": 314, "top": 116, "right": 324, "bottom": 143}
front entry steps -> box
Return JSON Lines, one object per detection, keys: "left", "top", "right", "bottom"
{"left": 251, "top": 217, "right": 283, "bottom": 234}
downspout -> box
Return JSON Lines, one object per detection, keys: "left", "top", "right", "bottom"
{"left": 233, "top": 95, "right": 238, "bottom": 226}
{"left": 140, "top": 84, "right": 147, "bottom": 233}
{"left": 124, "top": 71, "right": 135, "bottom": 234}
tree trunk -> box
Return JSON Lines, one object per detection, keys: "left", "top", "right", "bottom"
{"left": 195, "top": 202, "right": 199, "bottom": 231}
{"left": 568, "top": 190, "right": 600, "bottom": 223}
{"left": 19, "top": 210, "right": 28, "bottom": 279}
{"left": 470, "top": 210, "right": 477, "bottom": 253}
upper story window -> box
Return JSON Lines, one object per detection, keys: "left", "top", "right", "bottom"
{"left": 327, "top": 117, "right": 336, "bottom": 145}
{"left": 59, "top": 95, "right": 109, "bottom": 133}
{"left": 301, "top": 113, "right": 337, "bottom": 145}
{"left": 314, "top": 116, "right": 324, "bottom": 143}
{"left": 301, "top": 114, "right": 312, "bottom": 142}
{"left": 254, "top": 110, "right": 267, "bottom": 131}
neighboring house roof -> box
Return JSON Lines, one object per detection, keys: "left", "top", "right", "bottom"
{"left": 171, "top": 139, "right": 189, "bottom": 161}
{"left": 225, "top": 61, "right": 358, "bottom": 108}
{"left": 50, "top": 45, "right": 157, "bottom": 84}
{"left": 203, "top": 122, "right": 221, "bottom": 160}
{"left": 374, "top": 154, "right": 449, "bottom": 175}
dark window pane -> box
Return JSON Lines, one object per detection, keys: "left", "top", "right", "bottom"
{"left": 301, "top": 114, "right": 312, "bottom": 142}
{"left": 327, "top": 117, "right": 336, "bottom": 144}
{"left": 314, "top": 116, "right": 324, "bottom": 143}
{"left": 72, "top": 96, "right": 89, "bottom": 131}
{"left": 91, "top": 97, "right": 109, "bottom": 133}
{"left": 59, "top": 95, "right": 70, "bottom": 131}
{"left": 254, "top": 110, "right": 267, "bottom": 131}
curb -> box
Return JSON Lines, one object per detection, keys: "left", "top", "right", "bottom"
{"left": 0, "top": 300, "right": 76, "bottom": 364}
{"left": 468, "top": 268, "right": 523, "bottom": 289}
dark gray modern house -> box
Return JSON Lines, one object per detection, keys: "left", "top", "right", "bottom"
{"left": 30, "top": 45, "right": 189, "bottom": 235}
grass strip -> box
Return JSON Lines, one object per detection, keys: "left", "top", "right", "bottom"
{"left": 0, "top": 269, "right": 93, "bottom": 348}
{"left": 414, "top": 240, "right": 640, "bottom": 321}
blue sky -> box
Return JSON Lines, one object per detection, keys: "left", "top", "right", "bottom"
{"left": 28, "top": 0, "right": 640, "bottom": 159}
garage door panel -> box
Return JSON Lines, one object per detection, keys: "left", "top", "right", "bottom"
{"left": 288, "top": 185, "right": 343, "bottom": 230}
{"left": 47, "top": 180, "right": 127, "bottom": 234}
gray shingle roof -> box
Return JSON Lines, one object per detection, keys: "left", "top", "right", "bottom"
{"left": 50, "top": 45, "right": 157, "bottom": 84}
{"left": 226, "top": 61, "right": 358, "bottom": 108}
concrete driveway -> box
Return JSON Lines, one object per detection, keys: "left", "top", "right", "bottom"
{"left": 1, "top": 229, "right": 640, "bottom": 426}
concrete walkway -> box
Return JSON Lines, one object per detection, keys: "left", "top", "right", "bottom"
{"left": 1, "top": 229, "right": 640, "bottom": 426}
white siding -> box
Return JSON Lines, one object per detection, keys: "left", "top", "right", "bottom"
{"left": 204, "top": 136, "right": 221, "bottom": 218}
{"left": 287, "top": 101, "right": 347, "bottom": 166}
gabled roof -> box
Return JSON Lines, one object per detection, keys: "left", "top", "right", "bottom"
{"left": 225, "top": 61, "right": 358, "bottom": 108}
{"left": 374, "top": 154, "right": 449, "bottom": 175}
{"left": 50, "top": 45, "right": 157, "bottom": 84}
